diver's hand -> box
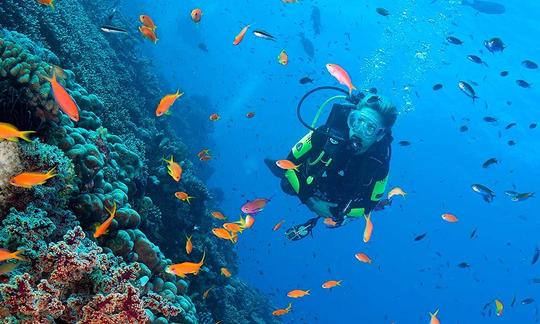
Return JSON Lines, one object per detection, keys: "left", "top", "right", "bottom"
{"left": 306, "top": 197, "right": 338, "bottom": 218}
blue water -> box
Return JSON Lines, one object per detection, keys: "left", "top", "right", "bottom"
{"left": 128, "top": 0, "right": 539, "bottom": 322}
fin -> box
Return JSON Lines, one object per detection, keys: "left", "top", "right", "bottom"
{"left": 46, "top": 166, "right": 58, "bottom": 178}
{"left": 199, "top": 250, "right": 206, "bottom": 265}
{"left": 7, "top": 137, "right": 19, "bottom": 142}
{"left": 12, "top": 249, "right": 28, "bottom": 262}
{"left": 19, "top": 131, "right": 36, "bottom": 142}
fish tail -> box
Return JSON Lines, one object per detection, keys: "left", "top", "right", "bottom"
{"left": 162, "top": 155, "right": 173, "bottom": 164}
{"left": 199, "top": 250, "right": 206, "bottom": 265}
{"left": 430, "top": 308, "right": 439, "bottom": 317}
{"left": 294, "top": 163, "right": 302, "bottom": 172}
{"left": 19, "top": 130, "right": 36, "bottom": 142}
{"left": 337, "top": 280, "right": 342, "bottom": 285}
{"left": 306, "top": 290, "right": 310, "bottom": 295}
{"left": 47, "top": 166, "right": 58, "bottom": 178}
{"left": 287, "top": 303, "right": 292, "bottom": 311}
{"left": 12, "top": 249, "right": 28, "bottom": 262}
{"left": 104, "top": 201, "right": 117, "bottom": 217}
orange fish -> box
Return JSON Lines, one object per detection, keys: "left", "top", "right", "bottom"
{"left": 223, "top": 223, "right": 244, "bottom": 234}
{"left": 246, "top": 112, "right": 255, "bottom": 118}
{"left": 191, "top": 9, "right": 202, "bottom": 23}
{"left": 209, "top": 113, "right": 220, "bottom": 121}
{"left": 185, "top": 235, "right": 193, "bottom": 255}
{"left": 287, "top": 289, "right": 309, "bottom": 298}
{"left": 323, "top": 217, "right": 338, "bottom": 227}
{"left": 355, "top": 252, "right": 372, "bottom": 264}
{"left": 272, "top": 303, "right": 292, "bottom": 316}
{"left": 363, "top": 214, "right": 373, "bottom": 243}
{"left": 241, "top": 198, "right": 270, "bottom": 214}
{"left": 388, "top": 186, "right": 407, "bottom": 199}
{"left": 441, "top": 213, "right": 458, "bottom": 223}
{"left": 94, "top": 202, "right": 117, "bottom": 238}
{"left": 322, "top": 280, "right": 342, "bottom": 289}
{"left": 139, "top": 25, "right": 158, "bottom": 43}
{"left": 175, "top": 191, "right": 194, "bottom": 204}
{"left": 43, "top": 71, "right": 80, "bottom": 122}
{"left": 0, "top": 249, "right": 27, "bottom": 262}
{"left": 0, "top": 123, "right": 35, "bottom": 142}
{"left": 326, "top": 63, "right": 356, "bottom": 95}
{"left": 233, "top": 24, "right": 250, "bottom": 46}
{"left": 220, "top": 267, "right": 232, "bottom": 277}
{"left": 276, "top": 159, "right": 300, "bottom": 171}
{"left": 211, "top": 211, "right": 227, "bottom": 220}
{"left": 278, "top": 49, "right": 288, "bottom": 65}
{"left": 273, "top": 220, "right": 285, "bottom": 231}
{"left": 166, "top": 251, "right": 206, "bottom": 278}
{"left": 139, "top": 15, "right": 157, "bottom": 30}
{"left": 10, "top": 167, "right": 57, "bottom": 189}
{"left": 36, "top": 0, "right": 54, "bottom": 9}
{"left": 155, "top": 90, "right": 182, "bottom": 116}
{"left": 236, "top": 215, "right": 255, "bottom": 229}
{"left": 163, "top": 156, "right": 182, "bottom": 182}
{"left": 203, "top": 286, "right": 213, "bottom": 299}
{"left": 429, "top": 309, "right": 440, "bottom": 324}
{"left": 212, "top": 228, "right": 238, "bottom": 243}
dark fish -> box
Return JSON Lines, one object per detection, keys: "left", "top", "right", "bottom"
{"left": 398, "top": 140, "right": 411, "bottom": 146}
{"left": 472, "top": 184, "right": 495, "bottom": 202}
{"left": 532, "top": 247, "right": 539, "bottom": 265}
{"left": 457, "top": 262, "right": 470, "bottom": 268}
{"left": 532, "top": 279, "right": 540, "bottom": 284}
{"left": 522, "top": 60, "right": 538, "bottom": 69}
{"left": 484, "top": 37, "right": 506, "bottom": 53}
{"left": 447, "top": 36, "right": 463, "bottom": 45}
{"left": 100, "top": 25, "right": 128, "bottom": 34}
{"left": 311, "top": 6, "right": 321, "bottom": 36}
{"left": 458, "top": 81, "right": 479, "bottom": 102}
{"left": 516, "top": 80, "right": 532, "bottom": 88}
{"left": 500, "top": 71, "right": 509, "bottom": 77}
{"left": 508, "top": 140, "right": 516, "bottom": 146}
{"left": 482, "top": 158, "right": 498, "bottom": 168}
{"left": 367, "top": 87, "right": 378, "bottom": 94}
{"left": 505, "top": 122, "right": 516, "bottom": 130}
{"left": 511, "top": 192, "right": 534, "bottom": 202}
{"left": 376, "top": 8, "right": 390, "bottom": 16}
{"left": 459, "top": 125, "right": 469, "bottom": 132}
{"left": 253, "top": 30, "right": 276, "bottom": 41}
{"left": 511, "top": 295, "right": 516, "bottom": 307}
{"left": 522, "top": 298, "right": 535, "bottom": 305}
{"left": 197, "top": 43, "right": 208, "bottom": 52}
{"left": 414, "top": 233, "right": 427, "bottom": 241}
{"left": 504, "top": 190, "right": 519, "bottom": 197}
{"left": 470, "top": 228, "right": 477, "bottom": 239}
{"left": 433, "top": 83, "right": 443, "bottom": 91}
{"left": 299, "top": 77, "right": 314, "bottom": 84}
{"left": 299, "top": 33, "right": 315, "bottom": 59}
{"left": 483, "top": 116, "right": 498, "bottom": 123}
{"left": 467, "top": 55, "right": 488, "bottom": 66}
{"left": 462, "top": 0, "right": 506, "bottom": 14}
{"left": 530, "top": 123, "right": 537, "bottom": 129}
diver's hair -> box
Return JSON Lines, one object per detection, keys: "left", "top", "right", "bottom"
{"left": 357, "top": 94, "right": 398, "bottom": 129}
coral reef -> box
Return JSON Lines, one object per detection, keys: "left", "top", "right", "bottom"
{"left": 0, "top": 2, "right": 278, "bottom": 322}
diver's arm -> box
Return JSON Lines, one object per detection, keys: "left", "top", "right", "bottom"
{"left": 336, "top": 169, "right": 389, "bottom": 219}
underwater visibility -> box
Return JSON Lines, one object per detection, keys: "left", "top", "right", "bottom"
{"left": 0, "top": 0, "right": 539, "bottom": 323}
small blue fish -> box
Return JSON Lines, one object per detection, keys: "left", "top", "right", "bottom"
{"left": 484, "top": 37, "right": 506, "bottom": 53}
{"left": 472, "top": 184, "right": 495, "bottom": 202}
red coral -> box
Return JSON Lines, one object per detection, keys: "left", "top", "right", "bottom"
{"left": 0, "top": 273, "right": 64, "bottom": 320}
{"left": 79, "top": 284, "right": 148, "bottom": 324}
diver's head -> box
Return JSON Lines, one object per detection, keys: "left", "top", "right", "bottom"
{"left": 347, "top": 94, "right": 398, "bottom": 153}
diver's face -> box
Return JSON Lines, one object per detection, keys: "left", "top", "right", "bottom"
{"left": 347, "top": 107, "right": 385, "bottom": 153}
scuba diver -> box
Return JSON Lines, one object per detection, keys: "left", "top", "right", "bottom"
{"left": 265, "top": 87, "right": 398, "bottom": 241}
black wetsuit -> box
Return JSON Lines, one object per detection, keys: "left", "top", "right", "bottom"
{"left": 280, "top": 127, "right": 392, "bottom": 222}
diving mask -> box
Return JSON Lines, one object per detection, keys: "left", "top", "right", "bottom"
{"left": 347, "top": 109, "right": 385, "bottom": 138}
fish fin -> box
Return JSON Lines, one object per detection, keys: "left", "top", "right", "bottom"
{"left": 19, "top": 131, "right": 36, "bottom": 142}
{"left": 46, "top": 166, "right": 58, "bottom": 178}
{"left": 12, "top": 249, "right": 28, "bottom": 262}
{"left": 337, "top": 280, "right": 342, "bottom": 285}
{"left": 199, "top": 250, "right": 206, "bottom": 265}
{"left": 7, "top": 137, "right": 19, "bottom": 142}
{"left": 430, "top": 308, "right": 439, "bottom": 317}
{"left": 162, "top": 155, "right": 174, "bottom": 164}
